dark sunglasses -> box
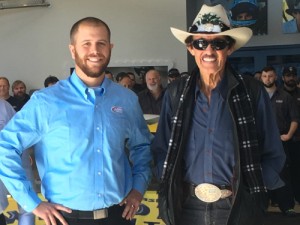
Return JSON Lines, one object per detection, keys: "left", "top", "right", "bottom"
{"left": 192, "top": 38, "right": 230, "bottom": 51}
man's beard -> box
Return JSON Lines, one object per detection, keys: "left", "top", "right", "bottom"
{"left": 147, "top": 83, "right": 159, "bottom": 91}
{"left": 263, "top": 81, "right": 275, "bottom": 88}
{"left": 284, "top": 80, "right": 297, "bottom": 88}
{"left": 74, "top": 51, "right": 110, "bottom": 78}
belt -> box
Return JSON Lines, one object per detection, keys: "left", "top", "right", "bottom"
{"left": 185, "top": 182, "right": 232, "bottom": 203}
{"left": 61, "top": 208, "right": 108, "bottom": 220}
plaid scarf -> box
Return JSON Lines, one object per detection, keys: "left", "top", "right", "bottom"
{"left": 161, "top": 68, "right": 267, "bottom": 194}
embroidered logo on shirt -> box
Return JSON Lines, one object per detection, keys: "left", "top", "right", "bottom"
{"left": 111, "top": 106, "right": 123, "bottom": 113}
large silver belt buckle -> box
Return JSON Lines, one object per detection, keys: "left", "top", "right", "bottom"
{"left": 194, "top": 183, "right": 222, "bottom": 203}
{"left": 93, "top": 209, "right": 108, "bottom": 219}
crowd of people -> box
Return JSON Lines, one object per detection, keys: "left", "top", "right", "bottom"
{"left": 105, "top": 67, "right": 187, "bottom": 115}
{"left": 246, "top": 65, "right": 300, "bottom": 217}
{"left": 0, "top": 3, "right": 299, "bottom": 225}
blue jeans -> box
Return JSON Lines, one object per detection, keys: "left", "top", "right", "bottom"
{"left": 179, "top": 195, "right": 232, "bottom": 225}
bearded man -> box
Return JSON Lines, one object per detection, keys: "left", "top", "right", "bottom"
{"left": 281, "top": 66, "right": 300, "bottom": 205}
{"left": 138, "top": 69, "right": 165, "bottom": 115}
{"left": 0, "top": 17, "right": 152, "bottom": 225}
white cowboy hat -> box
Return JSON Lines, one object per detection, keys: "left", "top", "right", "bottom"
{"left": 170, "top": 4, "right": 252, "bottom": 52}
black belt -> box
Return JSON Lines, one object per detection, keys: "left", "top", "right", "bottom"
{"left": 61, "top": 208, "right": 108, "bottom": 220}
{"left": 185, "top": 182, "right": 232, "bottom": 198}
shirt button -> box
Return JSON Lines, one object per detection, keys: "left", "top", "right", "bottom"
{"left": 98, "top": 172, "right": 101, "bottom": 175}
{"left": 98, "top": 193, "right": 102, "bottom": 197}
{"left": 96, "top": 127, "right": 100, "bottom": 130}
{"left": 97, "top": 149, "right": 101, "bottom": 153}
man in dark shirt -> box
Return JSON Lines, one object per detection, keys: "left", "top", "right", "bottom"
{"left": 12, "top": 80, "right": 30, "bottom": 111}
{"left": 138, "top": 69, "right": 165, "bottom": 115}
{"left": 281, "top": 66, "right": 300, "bottom": 204}
{"left": 261, "top": 66, "right": 298, "bottom": 216}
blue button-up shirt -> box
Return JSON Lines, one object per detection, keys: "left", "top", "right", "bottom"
{"left": 152, "top": 73, "right": 284, "bottom": 190}
{"left": 184, "top": 76, "right": 235, "bottom": 186}
{"left": 0, "top": 72, "right": 153, "bottom": 212}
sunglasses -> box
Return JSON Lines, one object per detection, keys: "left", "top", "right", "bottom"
{"left": 192, "top": 38, "right": 230, "bottom": 51}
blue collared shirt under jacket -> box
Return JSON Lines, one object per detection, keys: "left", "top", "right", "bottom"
{"left": 0, "top": 71, "right": 153, "bottom": 212}
{"left": 152, "top": 74, "right": 285, "bottom": 190}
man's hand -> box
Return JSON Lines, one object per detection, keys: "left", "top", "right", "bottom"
{"left": 32, "top": 202, "right": 72, "bottom": 225}
{"left": 119, "top": 189, "right": 143, "bottom": 220}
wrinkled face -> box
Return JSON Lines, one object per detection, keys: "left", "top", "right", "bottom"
{"left": 69, "top": 23, "right": 113, "bottom": 79}
{"left": 282, "top": 74, "right": 297, "bottom": 88}
{"left": 0, "top": 79, "right": 9, "bottom": 98}
{"left": 261, "top": 70, "right": 277, "bottom": 88}
{"left": 13, "top": 83, "right": 26, "bottom": 97}
{"left": 119, "top": 77, "right": 133, "bottom": 89}
{"left": 187, "top": 35, "right": 233, "bottom": 75}
{"left": 145, "top": 70, "right": 161, "bottom": 91}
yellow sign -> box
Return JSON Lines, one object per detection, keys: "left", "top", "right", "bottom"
{"left": 4, "top": 191, "right": 165, "bottom": 225}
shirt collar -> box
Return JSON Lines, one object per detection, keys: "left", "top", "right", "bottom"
{"left": 69, "top": 71, "right": 108, "bottom": 100}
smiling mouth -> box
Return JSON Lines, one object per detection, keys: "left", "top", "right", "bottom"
{"left": 202, "top": 55, "right": 217, "bottom": 62}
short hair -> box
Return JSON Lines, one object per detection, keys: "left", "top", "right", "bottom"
{"left": 0, "top": 77, "right": 9, "bottom": 86}
{"left": 12, "top": 80, "right": 26, "bottom": 91}
{"left": 262, "top": 66, "right": 276, "bottom": 73}
{"left": 44, "top": 76, "right": 59, "bottom": 87}
{"left": 70, "top": 17, "right": 111, "bottom": 44}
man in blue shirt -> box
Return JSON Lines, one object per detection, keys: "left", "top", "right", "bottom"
{"left": 152, "top": 4, "right": 285, "bottom": 225}
{"left": 0, "top": 17, "right": 152, "bottom": 225}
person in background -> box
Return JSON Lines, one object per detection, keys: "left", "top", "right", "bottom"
{"left": 152, "top": 4, "right": 285, "bottom": 225}
{"left": 281, "top": 66, "right": 300, "bottom": 204}
{"left": 167, "top": 68, "right": 181, "bottom": 83}
{"left": 115, "top": 72, "right": 127, "bottom": 83}
{"left": 260, "top": 66, "right": 298, "bottom": 217}
{"left": 44, "top": 76, "right": 59, "bottom": 87}
{"left": 0, "top": 17, "right": 152, "bottom": 225}
{"left": 104, "top": 70, "right": 114, "bottom": 81}
{"left": 0, "top": 99, "right": 15, "bottom": 225}
{"left": 138, "top": 69, "right": 165, "bottom": 115}
{"left": 127, "top": 72, "right": 144, "bottom": 94}
{"left": 253, "top": 70, "right": 262, "bottom": 80}
{"left": 0, "top": 77, "right": 19, "bottom": 111}
{"left": 283, "top": 0, "right": 300, "bottom": 33}
{"left": 118, "top": 73, "right": 133, "bottom": 89}
{"left": 12, "top": 80, "right": 30, "bottom": 111}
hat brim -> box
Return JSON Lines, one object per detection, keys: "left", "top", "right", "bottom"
{"left": 170, "top": 26, "right": 252, "bottom": 52}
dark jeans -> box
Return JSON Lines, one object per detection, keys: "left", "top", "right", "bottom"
{"left": 268, "top": 141, "right": 295, "bottom": 212}
{"left": 289, "top": 141, "right": 300, "bottom": 203}
{"left": 57, "top": 205, "right": 131, "bottom": 225}
{"left": 179, "top": 195, "right": 232, "bottom": 225}
{"left": 0, "top": 213, "right": 6, "bottom": 225}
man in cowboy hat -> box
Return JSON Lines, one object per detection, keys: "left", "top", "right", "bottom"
{"left": 283, "top": 0, "right": 300, "bottom": 33}
{"left": 152, "top": 4, "right": 285, "bottom": 225}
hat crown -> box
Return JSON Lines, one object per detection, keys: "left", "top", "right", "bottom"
{"left": 189, "top": 4, "right": 231, "bottom": 34}
{"left": 283, "top": 66, "right": 297, "bottom": 76}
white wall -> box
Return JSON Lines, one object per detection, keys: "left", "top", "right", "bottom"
{"left": 0, "top": 0, "right": 187, "bottom": 92}
{"left": 1, "top": 0, "right": 299, "bottom": 92}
